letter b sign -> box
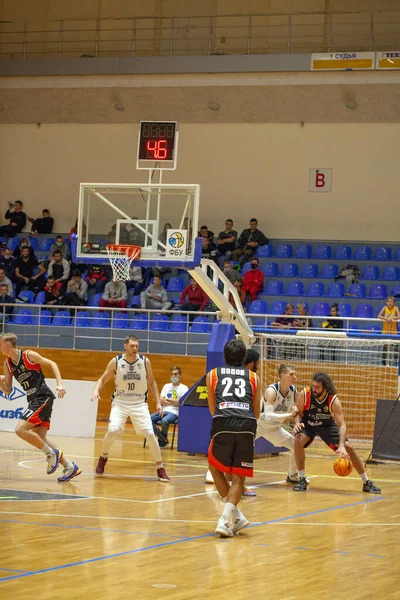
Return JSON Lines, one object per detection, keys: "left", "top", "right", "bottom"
{"left": 309, "top": 169, "right": 332, "bottom": 192}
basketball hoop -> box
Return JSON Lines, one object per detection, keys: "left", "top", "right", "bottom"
{"left": 106, "top": 244, "right": 141, "bottom": 281}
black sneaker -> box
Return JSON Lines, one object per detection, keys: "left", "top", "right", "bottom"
{"left": 362, "top": 480, "right": 381, "bottom": 494}
{"left": 286, "top": 474, "right": 299, "bottom": 484}
{"left": 293, "top": 477, "right": 308, "bottom": 492}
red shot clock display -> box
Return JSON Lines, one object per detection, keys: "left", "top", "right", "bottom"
{"left": 137, "top": 121, "right": 178, "bottom": 170}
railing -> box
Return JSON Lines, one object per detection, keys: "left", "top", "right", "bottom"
{"left": 0, "top": 10, "right": 399, "bottom": 59}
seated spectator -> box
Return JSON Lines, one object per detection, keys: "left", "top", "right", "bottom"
{"left": 28, "top": 208, "right": 54, "bottom": 235}
{"left": 322, "top": 303, "right": 343, "bottom": 330}
{"left": 12, "top": 238, "right": 36, "bottom": 260}
{"left": 47, "top": 250, "right": 70, "bottom": 293}
{"left": 0, "top": 248, "right": 16, "bottom": 282}
{"left": 0, "top": 283, "right": 14, "bottom": 321}
{"left": 0, "top": 201, "right": 27, "bottom": 240}
{"left": 64, "top": 269, "right": 88, "bottom": 307}
{"left": 0, "top": 268, "right": 13, "bottom": 297}
{"left": 201, "top": 237, "right": 218, "bottom": 263}
{"left": 223, "top": 260, "right": 241, "bottom": 284}
{"left": 198, "top": 225, "right": 214, "bottom": 240}
{"left": 232, "top": 218, "right": 269, "bottom": 265}
{"left": 151, "top": 366, "right": 188, "bottom": 447}
{"left": 100, "top": 278, "right": 128, "bottom": 309}
{"left": 44, "top": 275, "right": 63, "bottom": 306}
{"left": 242, "top": 257, "right": 264, "bottom": 302}
{"left": 128, "top": 218, "right": 144, "bottom": 246}
{"left": 70, "top": 218, "right": 87, "bottom": 241}
{"left": 216, "top": 219, "right": 238, "bottom": 263}
{"left": 159, "top": 222, "right": 172, "bottom": 247}
{"left": 180, "top": 278, "right": 209, "bottom": 323}
{"left": 126, "top": 265, "right": 144, "bottom": 296}
{"left": 293, "top": 302, "right": 313, "bottom": 329}
{"left": 229, "top": 279, "right": 246, "bottom": 310}
{"left": 85, "top": 264, "right": 109, "bottom": 294}
{"left": 15, "top": 246, "right": 46, "bottom": 295}
{"left": 140, "top": 275, "right": 172, "bottom": 312}
{"left": 271, "top": 303, "right": 295, "bottom": 329}
{"left": 49, "top": 235, "right": 70, "bottom": 262}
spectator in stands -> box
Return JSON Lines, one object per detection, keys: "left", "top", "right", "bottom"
{"left": 64, "top": 269, "right": 88, "bottom": 307}
{"left": 293, "top": 302, "right": 313, "bottom": 329}
{"left": 198, "top": 225, "right": 214, "bottom": 240}
{"left": 0, "top": 201, "right": 27, "bottom": 240}
{"left": 378, "top": 296, "right": 400, "bottom": 335}
{"left": 100, "top": 278, "right": 128, "bottom": 310}
{"left": 229, "top": 278, "right": 246, "bottom": 310}
{"left": 12, "top": 238, "right": 36, "bottom": 260}
{"left": 151, "top": 366, "right": 188, "bottom": 448}
{"left": 70, "top": 218, "right": 87, "bottom": 241}
{"left": 271, "top": 303, "right": 295, "bottom": 329}
{"left": 85, "top": 264, "right": 109, "bottom": 295}
{"left": 47, "top": 249, "right": 70, "bottom": 293}
{"left": 15, "top": 246, "right": 46, "bottom": 295}
{"left": 28, "top": 208, "right": 54, "bottom": 235}
{"left": 49, "top": 235, "right": 70, "bottom": 261}
{"left": 140, "top": 275, "right": 172, "bottom": 312}
{"left": 322, "top": 303, "right": 343, "bottom": 330}
{"left": 159, "top": 222, "right": 172, "bottom": 247}
{"left": 223, "top": 260, "right": 242, "bottom": 284}
{"left": 0, "top": 248, "right": 16, "bottom": 282}
{"left": 242, "top": 257, "right": 264, "bottom": 303}
{"left": 0, "top": 268, "right": 13, "bottom": 297}
{"left": 0, "top": 283, "right": 14, "bottom": 320}
{"left": 44, "top": 275, "right": 63, "bottom": 306}
{"left": 216, "top": 219, "right": 238, "bottom": 263}
{"left": 180, "top": 278, "right": 209, "bottom": 323}
{"left": 126, "top": 265, "right": 144, "bottom": 296}
{"left": 201, "top": 237, "right": 218, "bottom": 263}
{"left": 232, "top": 218, "right": 269, "bottom": 265}
{"left": 128, "top": 218, "right": 144, "bottom": 246}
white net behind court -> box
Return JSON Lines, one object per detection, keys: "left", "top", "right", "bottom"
{"left": 259, "top": 333, "right": 400, "bottom": 444}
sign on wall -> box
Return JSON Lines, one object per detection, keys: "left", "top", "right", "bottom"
{"left": 309, "top": 169, "right": 332, "bottom": 192}
{"left": 376, "top": 51, "right": 400, "bottom": 69}
{"left": 311, "top": 52, "right": 374, "bottom": 70}
{"left": 166, "top": 229, "right": 188, "bottom": 259}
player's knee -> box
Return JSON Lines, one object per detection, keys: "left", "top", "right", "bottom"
{"left": 107, "top": 424, "right": 123, "bottom": 437}
{"left": 15, "top": 422, "right": 27, "bottom": 438}
{"left": 344, "top": 440, "right": 353, "bottom": 452}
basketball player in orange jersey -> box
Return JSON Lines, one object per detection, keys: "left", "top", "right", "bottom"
{"left": 293, "top": 372, "right": 381, "bottom": 494}
{"left": 206, "top": 340, "right": 261, "bottom": 537}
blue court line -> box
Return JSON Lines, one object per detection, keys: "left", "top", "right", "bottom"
{"left": 367, "top": 554, "right": 385, "bottom": 558}
{"left": 0, "top": 496, "right": 383, "bottom": 584}
{"left": 0, "top": 568, "right": 31, "bottom": 574}
{"left": 294, "top": 547, "right": 309, "bottom": 551}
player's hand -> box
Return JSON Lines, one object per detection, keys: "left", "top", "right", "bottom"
{"left": 291, "top": 406, "right": 299, "bottom": 418}
{"left": 293, "top": 422, "right": 304, "bottom": 434}
{"left": 90, "top": 391, "right": 100, "bottom": 403}
{"left": 56, "top": 385, "right": 66, "bottom": 398}
{"left": 336, "top": 445, "right": 350, "bottom": 460}
{"left": 156, "top": 403, "right": 163, "bottom": 417}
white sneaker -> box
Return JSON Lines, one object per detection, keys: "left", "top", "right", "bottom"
{"left": 232, "top": 515, "right": 250, "bottom": 534}
{"left": 205, "top": 469, "right": 214, "bottom": 484}
{"left": 215, "top": 518, "right": 233, "bottom": 538}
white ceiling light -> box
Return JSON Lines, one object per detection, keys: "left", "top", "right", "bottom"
{"left": 208, "top": 101, "right": 220, "bottom": 111}
{"left": 114, "top": 102, "right": 125, "bottom": 111}
{"left": 345, "top": 99, "right": 358, "bottom": 110}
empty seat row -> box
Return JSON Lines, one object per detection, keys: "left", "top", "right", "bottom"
{"left": 261, "top": 280, "right": 399, "bottom": 299}
{"left": 243, "top": 262, "right": 400, "bottom": 281}
{"left": 254, "top": 244, "right": 397, "bottom": 261}
{"left": 248, "top": 300, "right": 385, "bottom": 319}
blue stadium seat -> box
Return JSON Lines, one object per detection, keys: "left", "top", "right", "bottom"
{"left": 32, "top": 310, "right": 52, "bottom": 326}
{"left": 255, "top": 244, "right": 273, "bottom": 258}
{"left": 113, "top": 313, "right": 129, "bottom": 329}
{"left": 241, "top": 263, "right": 252, "bottom": 275}
{"left": 18, "top": 290, "right": 34, "bottom": 303}
{"left": 361, "top": 266, "right": 379, "bottom": 280}
{"left": 391, "top": 284, "right": 400, "bottom": 297}
{"left": 150, "top": 314, "right": 169, "bottom": 331}
{"left": 275, "top": 244, "right": 293, "bottom": 258}
{"left": 295, "top": 244, "right": 312, "bottom": 259}
{"left": 354, "top": 304, "right": 374, "bottom": 319}
{"left": 262, "top": 262, "right": 278, "bottom": 277}
{"left": 265, "top": 281, "right": 283, "bottom": 295}
{"left": 374, "top": 246, "right": 391, "bottom": 261}
{"left": 29, "top": 237, "right": 39, "bottom": 250}
{"left": 75, "top": 311, "right": 90, "bottom": 327}
{"left": 354, "top": 246, "right": 372, "bottom": 261}
{"left": 130, "top": 294, "right": 141, "bottom": 308}
{"left": 301, "top": 264, "right": 318, "bottom": 278}
{"left": 248, "top": 300, "right": 267, "bottom": 314}
{"left": 286, "top": 281, "right": 304, "bottom": 296}
{"left": 367, "top": 283, "right": 387, "bottom": 300}
{"left": 312, "top": 302, "right": 330, "bottom": 316}
{"left": 7, "top": 238, "right": 20, "bottom": 251}
{"left": 320, "top": 264, "right": 339, "bottom": 279}
{"left": 190, "top": 317, "right": 211, "bottom": 333}
{"left": 11, "top": 310, "right": 32, "bottom": 325}
{"left": 131, "top": 314, "right": 149, "bottom": 330}
{"left": 335, "top": 245, "right": 352, "bottom": 260}
{"left": 90, "top": 293, "right": 103, "bottom": 307}
{"left": 305, "top": 282, "right": 324, "bottom": 297}
{"left": 325, "top": 283, "right": 344, "bottom": 298}
{"left": 395, "top": 249, "right": 400, "bottom": 262}
{"left": 40, "top": 238, "right": 56, "bottom": 251}
{"left": 382, "top": 266, "right": 400, "bottom": 281}
{"left": 280, "top": 263, "right": 298, "bottom": 278}
{"left": 90, "top": 312, "right": 110, "bottom": 328}
{"left": 270, "top": 300, "right": 287, "bottom": 315}
{"left": 338, "top": 303, "right": 352, "bottom": 317}
{"left": 314, "top": 244, "right": 332, "bottom": 259}
{"left": 348, "top": 283, "right": 366, "bottom": 298}
{"left": 167, "top": 277, "right": 185, "bottom": 292}
{"left": 168, "top": 315, "right": 188, "bottom": 332}
{"left": 150, "top": 277, "right": 167, "bottom": 287}
{"left": 52, "top": 311, "right": 72, "bottom": 327}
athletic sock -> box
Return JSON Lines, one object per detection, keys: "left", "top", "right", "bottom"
{"left": 298, "top": 470, "right": 305, "bottom": 479}
{"left": 41, "top": 443, "right": 55, "bottom": 456}
{"left": 361, "top": 472, "right": 368, "bottom": 483}
{"left": 101, "top": 452, "right": 108, "bottom": 459}
{"left": 222, "top": 502, "right": 235, "bottom": 522}
{"left": 60, "top": 455, "right": 73, "bottom": 469}
{"left": 232, "top": 505, "right": 243, "bottom": 520}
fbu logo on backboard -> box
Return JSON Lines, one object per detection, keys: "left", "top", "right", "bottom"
{"left": 166, "top": 229, "right": 187, "bottom": 258}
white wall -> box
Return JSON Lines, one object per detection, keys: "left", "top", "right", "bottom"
{"left": 0, "top": 122, "right": 398, "bottom": 241}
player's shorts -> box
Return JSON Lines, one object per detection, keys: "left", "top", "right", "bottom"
{"left": 296, "top": 422, "right": 347, "bottom": 451}
{"left": 208, "top": 417, "right": 257, "bottom": 477}
{"left": 109, "top": 399, "right": 152, "bottom": 434}
{"left": 20, "top": 394, "right": 54, "bottom": 430}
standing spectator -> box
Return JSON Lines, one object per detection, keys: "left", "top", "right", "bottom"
{"left": 15, "top": 246, "right": 46, "bottom": 295}
{"left": 0, "top": 248, "right": 16, "bottom": 282}
{"left": 44, "top": 275, "right": 63, "bottom": 306}
{"left": 180, "top": 278, "right": 209, "bottom": 323}
{"left": 216, "top": 219, "right": 238, "bottom": 263}
{"left": 140, "top": 275, "right": 172, "bottom": 312}
{"left": 223, "top": 260, "right": 242, "bottom": 284}
{"left": 0, "top": 283, "right": 14, "bottom": 321}
{"left": 201, "top": 237, "right": 218, "bottom": 263}
{"left": 12, "top": 238, "right": 36, "bottom": 260}
{"left": 151, "top": 366, "right": 188, "bottom": 447}
{"left": 242, "top": 258, "right": 264, "bottom": 303}
{"left": 49, "top": 235, "right": 70, "bottom": 262}
{"left": 85, "top": 264, "right": 109, "bottom": 295}
{"left": 47, "top": 250, "right": 70, "bottom": 293}
{"left": 378, "top": 296, "right": 400, "bottom": 365}
{"left": 232, "top": 218, "right": 269, "bottom": 265}
{"left": 100, "top": 279, "right": 128, "bottom": 310}
{"left": 0, "top": 268, "right": 13, "bottom": 297}
{"left": 271, "top": 303, "right": 295, "bottom": 329}
{"left": 229, "top": 279, "right": 246, "bottom": 310}
{"left": 198, "top": 225, "right": 214, "bottom": 240}
{"left": 293, "top": 302, "right": 313, "bottom": 329}
{"left": 0, "top": 201, "right": 27, "bottom": 240}
{"left": 64, "top": 269, "right": 88, "bottom": 308}
{"left": 28, "top": 208, "right": 54, "bottom": 235}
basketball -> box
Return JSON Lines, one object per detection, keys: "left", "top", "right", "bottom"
{"left": 333, "top": 457, "right": 353, "bottom": 477}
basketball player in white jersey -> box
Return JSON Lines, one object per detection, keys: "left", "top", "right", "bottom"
{"left": 256, "top": 364, "right": 300, "bottom": 483}
{"left": 91, "top": 335, "right": 170, "bottom": 482}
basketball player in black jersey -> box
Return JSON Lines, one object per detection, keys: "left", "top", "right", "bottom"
{"left": 293, "top": 372, "right": 381, "bottom": 494}
{"left": 0, "top": 333, "right": 81, "bottom": 482}
{"left": 206, "top": 340, "right": 261, "bottom": 537}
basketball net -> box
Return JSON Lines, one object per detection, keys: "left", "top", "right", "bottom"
{"left": 106, "top": 244, "right": 141, "bottom": 281}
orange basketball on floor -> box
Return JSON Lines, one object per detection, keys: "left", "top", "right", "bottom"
{"left": 333, "top": 457, "right": 353, "bottom": 477}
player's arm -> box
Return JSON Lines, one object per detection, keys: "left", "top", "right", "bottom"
{"left": 331, "top": 397, "right": 350, "bottom": 459}
{"left": 0, "top": 360, "right": 13, "bottom": 395}
{"left": 293, "top": 388, "right": 305, "bottom": 434}
{"left": 395, "top": 307, "right": 400, "bottom": 321}
{"left": 27, "top": 351, "right": 66, "bottom": 398}
{"left": 145, "top": 358, "right": 163, "bottom": 416}
{"left": 206, "top": 371, "right": 215, "bottom": 415}
{"left": 91, "top": 358, "right": 115, "bottom": 402}
{"left": 262, "top": 387, "right": 297, "bottom": 423}
{"left": 253, "top": 374, "right": 261, "bottom": 420}
{"left": 377, "top": 307, "right": 387, "bottom": 321}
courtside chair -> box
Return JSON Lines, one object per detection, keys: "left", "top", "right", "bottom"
{"left": 144, "top": 421, "right": 178, "bottom": 450}
{"left": 354, "top": 246, "right": 372, "bottom": 261}
{"left": 314, "top": 244, "right": 332, "bottom": 259}
{"left": 295, "top": 244, "right": 312, "bottom": 259}
{"left": 361, "top": 266, "right": 379, "bottom": 280}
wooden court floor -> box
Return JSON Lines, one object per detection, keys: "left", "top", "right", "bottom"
{"left": 0, "top": 425, "right": 399, "bottom": 600}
